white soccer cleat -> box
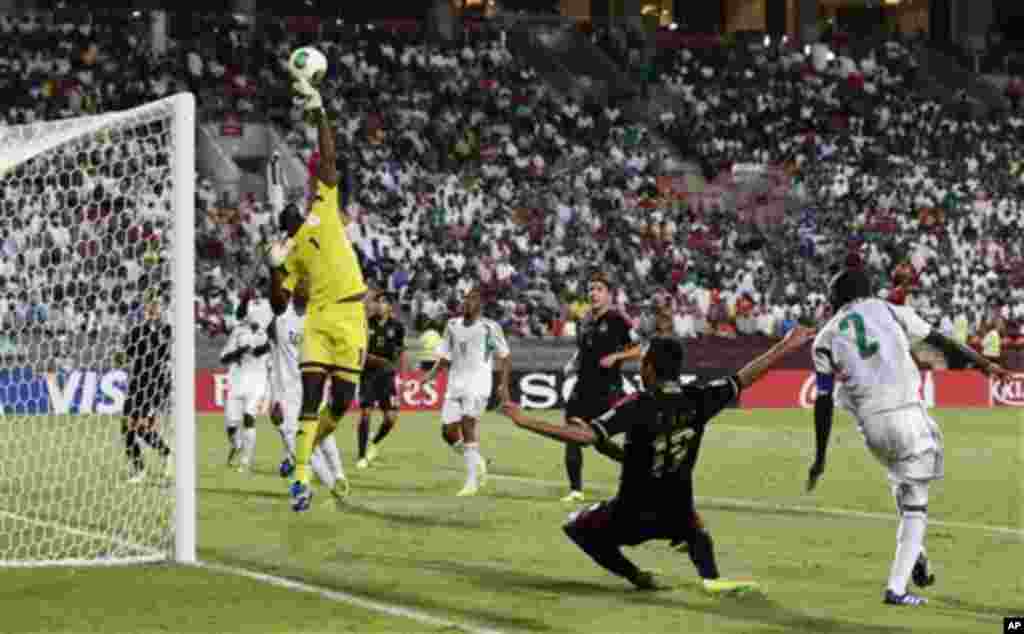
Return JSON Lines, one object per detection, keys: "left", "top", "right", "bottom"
{"left": 330, "top": 478, "right": 351, "bottom": 501}
{"left": 127, "top": 470, "right": 146, "bottom": 484}
{"left": 356, "top": 458, "right": 369, "bottom": 470}
{"left": 456, "top": 482, "right": 479, "bottom": 497}
{"left": 237, "top": 459, "right": 250, "bottom": 474}
{"left": 365, "top": 443, "right": 379, "bottom": 465}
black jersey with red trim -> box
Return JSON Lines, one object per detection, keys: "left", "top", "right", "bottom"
{"left": 574, "top": 308, "right": 636, "bottom": 393}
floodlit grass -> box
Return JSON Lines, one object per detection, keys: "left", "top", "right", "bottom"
{"left": 4, "top": 408, "right": 1022, "bottom": 633}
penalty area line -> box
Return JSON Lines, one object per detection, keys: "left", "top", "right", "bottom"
{"left": 198, "top": 561, "right": 505, "bottom": 634}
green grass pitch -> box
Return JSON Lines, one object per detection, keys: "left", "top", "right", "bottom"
{"left": 2, "top": 407, "right": 1022, "bottom": 633}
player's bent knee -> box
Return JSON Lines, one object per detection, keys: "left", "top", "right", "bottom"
{"left": 242, "top": 414, "right": 255, "bottom": 429}
{"left": 441, "top": 423, "right": 462, "bottom": 446}
{"left": 893, "top": 480, "right": 929, "bottom": 513}
{"left": 329, "top": 380, "right": 357, "bottom": 419}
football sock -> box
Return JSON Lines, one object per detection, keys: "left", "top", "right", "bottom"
{"left": 686, "top": 528, "right": 721, "bottom": 580}
{"left": 293, "top": 418, "right": 319, "bottom": 486}
{"left": 563, "top": 524, "right": 640, "bottom": 581}
{"left": 140, "top": 430, "right": 171, "bottom": 457}
{"left": 888, "top": 510, "right": 926, "bottom": 595}
{"left": 241, "top": 428, "right": 257, "bottom": 465}
{"left": 124, "top": 430, "right": 144, "bottom": 473}
{"left": 464, "top": 442, "right": 480, "bottom": 485}
{"left": 226, "top": 425, "right": 239, "bottom": 449}
{"left": 319, "top": 435, "right": 344, "bottom": 479}
{"left": 277, "top": 425, "right": 296, "bottom": 460}
{"left": 372, "top": 419, "right": 395, "bottom": 445}
{"left": 310, "top": 447, "right": 336, "bottom": 488}
{"left": 565, "top": 443, "right": 583, "bottom": 491}
{"left": 358, "top": 414, "right": 370, "bottom": 458}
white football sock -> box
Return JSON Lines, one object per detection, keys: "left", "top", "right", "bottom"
{"left": 277, "top": 424, "right": 297, "bottom": 461}
{"left": 310, "top": 447, "right": 335, "bottom": 488}
{"left": 320, "top": 435, "right": 344, "bottom": 479}
{"left": 463, "top": 442, "right": 480, "bottom": 486}
{"left": 887, "top": 511, "right": 926, "bottom": 595}
{"left": 241, "top": 428, "right": 257, "bottom": 465}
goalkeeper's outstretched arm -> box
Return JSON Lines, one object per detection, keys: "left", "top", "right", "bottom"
{"left": 315, "top": 108, "right": 337, "bottom": 189}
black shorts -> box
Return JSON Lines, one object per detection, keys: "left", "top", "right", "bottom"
{"left": 565, "top": 387, "right": 624, "bottom": 422}
{"left": 563, "top": 496, "right": 702, "bottom": 547}
{"left": 359, "top": 370, "right": 398, "bottom": 410}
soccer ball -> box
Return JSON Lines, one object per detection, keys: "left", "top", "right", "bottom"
{"left": 289, "top": 46, "right": 328, "bottom": 86}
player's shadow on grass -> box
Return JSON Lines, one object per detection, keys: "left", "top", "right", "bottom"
{"left": 339, "top": 500, "right": 490, "bottom": 530}
{"left": 630, "top": 593, "right": 910, "bottom": 634}
{"left": 932, "top": 594, "right": 1024, "bottom": 621}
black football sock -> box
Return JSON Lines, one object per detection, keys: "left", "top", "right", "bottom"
{"left": 372, "top": 418, "right": 395, "bottom": 445}
{"left": 563, "top": 524, "right": 639, "bottom": 581}
{"left": 141, "top": 430, "right": 171, "bottom": 457}
{"left": 226, "top": 426, "right": 238, "bottom": 447}
{"left": 124, "top": 430, "right": 144, "bottom": 474}
{"left": 358, "top": 414, "right": 370, "bottom": 458}
{"left": 565, "top": 442, "right": 583, "bottom": 491}
{"left": 686, "top": 528, "right": 720, "bottom": 580}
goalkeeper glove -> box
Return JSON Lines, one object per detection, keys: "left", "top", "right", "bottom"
{"left": 267, "top": 238, "right": 294, "bottom": 269}
{"left": 291, "top": 78, "right": 324, "bottom": 114}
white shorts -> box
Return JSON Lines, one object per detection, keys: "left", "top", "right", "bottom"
{"left": 441, "top": 393, "right": 488, "bottom": 425}
{"left": 858, "top": 404, "right": 944, "bottom": 484}
{"left": 226, "top": 389, "right": 267, "bottom": 423}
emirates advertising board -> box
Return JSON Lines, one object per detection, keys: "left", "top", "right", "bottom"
{"left": 0, "top": 368, "right": 1019, "bottom": 414}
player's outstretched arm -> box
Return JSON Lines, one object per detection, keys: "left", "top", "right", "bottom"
{"left": 735, "top": 326, "right": 815, "bottom": 388}
{"left": 268, "top": 265, "right": 292, "bottom": 316}
{"left": 501, "top": 404, "right": 598, "bottom": 444}
{"left": 923, "top": 331, "right": 1013, "bottom": 380}
{"left": 315, "top": 109, "right": 338, "bottom": 189}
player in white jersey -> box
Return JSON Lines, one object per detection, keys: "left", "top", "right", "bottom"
{"left": 808, "top": 268, "right": 1012, "bottom": 607}
{"left": 220, "top": 299, "right": 271, "bottom": 472}
{"left": 267, "top": 286, "right": 349, "bottom": 499}
{"left": 425, "top": 286, "right": 511, "bottom": 496}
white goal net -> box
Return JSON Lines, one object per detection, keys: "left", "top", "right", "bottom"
{"left": 0, "top": 94, "right": 195, "bottom": 566}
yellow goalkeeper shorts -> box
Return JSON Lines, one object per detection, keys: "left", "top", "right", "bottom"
{"left": 300, "top": 300, "right": 368, "bottom": 384}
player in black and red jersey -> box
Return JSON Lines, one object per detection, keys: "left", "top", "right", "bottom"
{"left": 561, "top": 271, "right": 642, "bottom": 503}
{"left": 502, "top": 327, "right": 815, "bottom": 592}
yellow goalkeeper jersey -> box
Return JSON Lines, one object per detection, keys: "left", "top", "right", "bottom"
{"left": 282, "top": 180, "right": 367, "bottom": 312}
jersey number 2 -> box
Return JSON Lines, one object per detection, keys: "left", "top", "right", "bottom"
{"left": 839, "top": 313, "right": 879, "bottom": 359}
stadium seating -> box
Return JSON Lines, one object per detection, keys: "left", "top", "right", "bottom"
{"left": 0, "top": 12, "right": 1020, "bottom": 363}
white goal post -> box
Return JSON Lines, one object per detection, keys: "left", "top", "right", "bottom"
{"left": 0, "top": 93, "right": 195, "bottom": 566}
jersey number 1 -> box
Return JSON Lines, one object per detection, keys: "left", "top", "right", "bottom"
{"left": 839, "top": 313, "right": 879, "bottom": 359}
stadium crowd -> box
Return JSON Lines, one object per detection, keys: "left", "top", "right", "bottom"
{"left": 0, "top": 11, "right": 1019, "bottom": 361}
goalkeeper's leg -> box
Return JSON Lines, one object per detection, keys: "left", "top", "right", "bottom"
{"left": 121, "top": 418, "right": 145, "bottom": 479}
{"left": 292, "top": 371, "right": 328, "bottom": 508}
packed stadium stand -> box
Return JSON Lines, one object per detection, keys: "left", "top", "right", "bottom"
{"left": 0, "top": 11, "right": 1020, "bottom": 367}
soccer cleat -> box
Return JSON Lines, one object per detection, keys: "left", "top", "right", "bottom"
{"left": 702, "top": 578, "right": 761, "bottom": 596}
{"left": 278, "top": 457, "right": 295, "bottom": 479}
{"left": 456, "top": 482, "right": 479, "bottom": 497}
{"left": 289, "top": 481, "right": 313, "bottom": 512}
{"left": 330, "top": 478, "right": 351, "bottom": 501}
{"left": 127, "top": 469, "right": 146, "bottom": 484}
{"left": 912, "top": 553, "right": 936, "bottom": 588}
{"left": 561, "top": 490, "right": 585, "bottom": 503}
{"left": 365, "top": 443, "right": 379, "bottom": 465}
{"left": 356, "top": 458, "right": 369, "bottom": 470}
{"left": 884, "top": 589, "right": 927, "bottom": 606}
{"left": 226, "top": 445, "right": 240, "bottom": 467}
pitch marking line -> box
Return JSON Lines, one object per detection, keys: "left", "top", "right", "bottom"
{"left": 200, "top": 561, "right": 505, "bottom": 634}
{"left": 484, "top": 474, "right": 1024, "bottom": 537}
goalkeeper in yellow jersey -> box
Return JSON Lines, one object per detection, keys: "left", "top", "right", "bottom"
{"left": 267, "top": 68, "right": 368, "bottom": 512}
